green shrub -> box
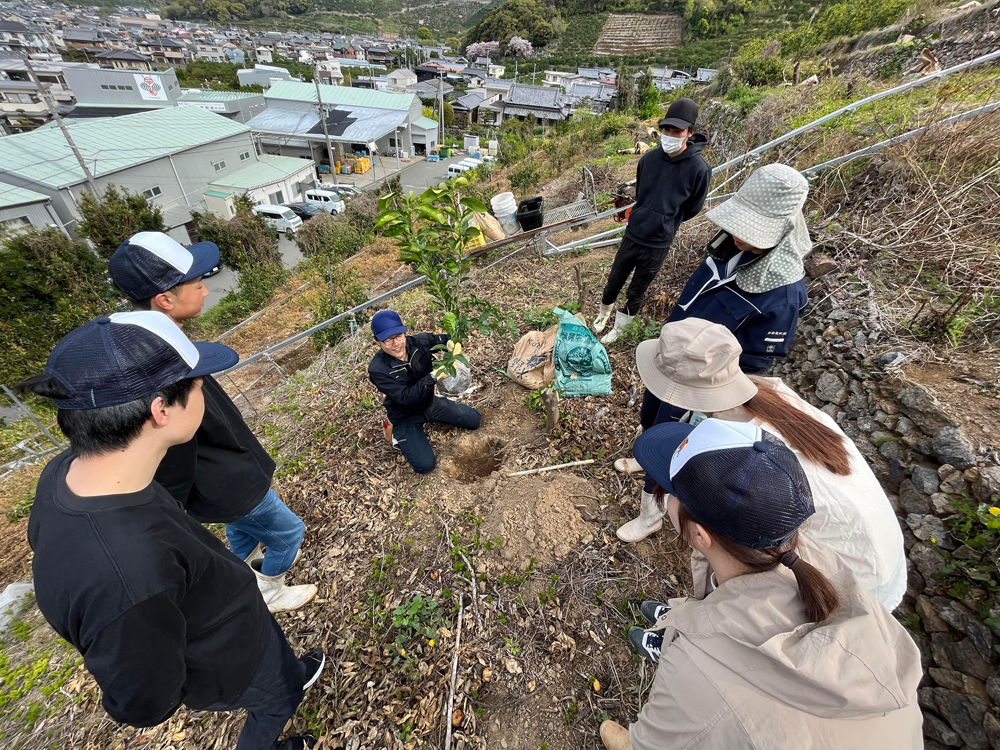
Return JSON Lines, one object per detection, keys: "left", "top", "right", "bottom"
{"left": 732, "top": 38, "right": 785, "bottom": 86}
{"left": 508, "top": 161, "right": 544, "bottom": 197}
{"left": 724, "top": 82, "right": 769, "bottom": 116}
{"left": 0, "top": 228, "right": 116, "bottom": 384}
{"left": 306, "top": 259, "right": 370, "bottom": 349}
{"left": 76, "top": 185, "right": 166, "bottom": 260}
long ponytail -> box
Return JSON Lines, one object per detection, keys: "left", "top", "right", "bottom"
{"left": 741, "top": 376, "right": 851, "bottom": 476}
{"left": 675, "top": 502, "right": 840, "bottom": 622}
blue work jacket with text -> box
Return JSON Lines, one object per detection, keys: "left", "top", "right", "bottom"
{"left": 667, "top": 252, "right": 809, "bottom": 374}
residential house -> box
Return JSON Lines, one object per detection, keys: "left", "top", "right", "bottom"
{"left": 244, "top": 80, "right": 421, "bottom": 167}
{"left": 195, "top": 43, "right": 227, "bottom": 62}
{"left": 0, "top": 106, "right": 316, "bottom": 242}
{"left": 386, "top": 68, "right": 416, "bottom": 92}
{"left": 406, "top": 79, "right": 453, "bottom": 102}
{"left": 0, "top": 185, "right": 64, "bottom": 238}
{"left": 495, "top": 83, "right": 569, "bottom": 126}
{"left": 352, "top": 75, "right": 388, "bottom": 91}
{"left": 314, "top": 60, "right": 343, "bottom": 86}
{"left": 366, "top": 47, "right": 394, "bottom": 66}
{"left": 564, "top": 81, "right": 616, "bottom": 114}
{"left": 137, "top": 36, "right": 187, "bottom": 67}
{"left": 0, "top": 59, "right": 75, "bottom": 105}
{"left": 0, "top": 20, "right": 53, "bottom": 53}
{"left": 450, "top": 88, "right": 485, "bottom": 128}
{"left": 177, "top": 89, "right": 266, "bottom": 124}
{"left": 224, "top": 44, "right": 245, "bottom": 64}
{"left": 0, "top": 79, "right": 52, "bottom": 132}
{"left": 95, "top": 49, "right": 153, "bottom": 71}
{"left": 646, "top": 66, "right": 693, "bottom": 91}
{"left": 330, "top": 40, "right": 356, "bottom": 59}
{"left": 61, "top": 28, "right": 108, "bottom": 49}
{"left": 237, "top": 64, "right": 301, "bottom": 89}
{"left": 543, "top": 70, "right": 574, "bottom": 88}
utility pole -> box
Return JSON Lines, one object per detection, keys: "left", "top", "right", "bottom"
{"left": 438, "top": 70, "right": 445, "bottom": 148}
{"left": 314, "top": 65, "right": 339, "bottom": 186}
{"left": 23, "top": 56, "right": 100, "bottom": 197}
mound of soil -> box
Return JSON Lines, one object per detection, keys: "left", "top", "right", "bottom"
{"left": 479, "top": 473, "right": 599, "bottom": 569}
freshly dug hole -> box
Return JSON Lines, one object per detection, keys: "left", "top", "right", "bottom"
{"left": 446, "top": 434, "right": 506, "bottom": 482}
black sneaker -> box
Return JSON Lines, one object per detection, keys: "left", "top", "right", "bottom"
{"left": 277, "top": 736, "right": 316, "bottom": 750}
{"left": 639, "top": 600, "right": 670, "bottom": 625}
{"left": 300, "top": 648, "right": 326, "bottom": 691}
{"left": 628, "top": 626, "right": 663, "bottom": 664}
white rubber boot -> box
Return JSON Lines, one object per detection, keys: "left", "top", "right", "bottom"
{"left": 244, "top": 543, "right": 302, "bottom": 568}
{"left": 601, "top": 311, "right": 634, "bottom": 345}
{"left": 592, "top": 303, "right": 615, "bottom": 333}
{"left": 251, "top": 560, "right": 318, "bottom": 613}
{"left": 616, "top": 490, "right": 665, "bottom": 542}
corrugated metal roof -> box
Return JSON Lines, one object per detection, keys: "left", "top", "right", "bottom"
{"left": 209, "top": 154, "right": 313, "bottom": 190}
{"left": 0, "top": 106, "right": 250, "bottom": 189}
{"left": 0, "top": 185, "right": 50, "bottom": 209}
{"left": 264, "top": 80, "right": 414, "bottom": 112}
{"left": 412, "top": 116, "right": 438, "bottom": 130}
{"left": 246, "top": 105, "right": 408, "bottom": 143}
{"left": 178, "top": 90, "right": 262, "bottom": 101}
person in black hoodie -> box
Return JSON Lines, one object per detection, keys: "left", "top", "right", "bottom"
{"left": 108, "top": 232, "right": 316, "bottom": 614}
{"left": 367, "top": 310, "right": 482, "bottom": 474}
{"left": 592, "top": 98, "right": 712, "bottom": 344}
{"left": 20, "top": 312, "right": 324, "bottom": 750}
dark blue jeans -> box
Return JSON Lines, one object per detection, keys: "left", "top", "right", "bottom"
{"left": 394, "top": 397, "right": 482, "bottom": 474}
{"left": 639, "top": 389, "right": 687, "bottom": 493}
{"left": 203, "top": 615, "right": 306, "bottom": 750}
{"left": 226, "top": 489, "right": 306, "bottom": 576}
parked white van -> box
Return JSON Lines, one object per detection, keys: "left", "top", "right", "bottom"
{"left": 252, "top": 204, "right": 303, "bottom": 233}
{"left": 303, "top": 188, "right": 347, "bottom": 215}
{"left": 458, "top": 158, "right": 482, "bottom": 170}
{"left": 447, "top": 163, "right": 472, "bottom": 178}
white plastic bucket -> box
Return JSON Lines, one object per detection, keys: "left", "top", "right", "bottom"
{"left": 491, "top": 192, "right": 516, "bottom": 214}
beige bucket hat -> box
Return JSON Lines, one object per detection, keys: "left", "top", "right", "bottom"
{"left": 635, "top": 318, "right": 758, "bottom": 412}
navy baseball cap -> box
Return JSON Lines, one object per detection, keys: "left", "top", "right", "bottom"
{"left": 108, "top": 231, "right": 220, "bottom": 301}
{"left": 634, "top": 418, "right": 814, "bottom": 549}
{"left": 44, "top": 312, "right": 239, "bottom": 410}
{"left": 371, "top": 310, "right": 407, "bottom": 341}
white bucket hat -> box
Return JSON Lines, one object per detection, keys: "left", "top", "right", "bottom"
{"left": 706, "top": 164, "right": 813, "bottom": 294}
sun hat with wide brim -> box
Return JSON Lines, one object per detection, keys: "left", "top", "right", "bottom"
{"left": 706, "top": 164, "right": 809, "bottom": 249}
{"left": 635, "top": 318, "right": 758, "bottom": 413}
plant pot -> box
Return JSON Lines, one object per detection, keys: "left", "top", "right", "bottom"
{"left": 437, "top": 360, "right": 471, "bottom": 397}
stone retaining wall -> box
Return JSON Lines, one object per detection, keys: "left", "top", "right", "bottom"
{"left": 775, "top": 265, "right": 1000, "bottom": 749}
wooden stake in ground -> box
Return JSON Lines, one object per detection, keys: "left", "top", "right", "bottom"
{"left": 542, "top": 387, "right": 560, "bottom": 432}
{"left": 574, "top": 263, "right": 589, "bottom": 317}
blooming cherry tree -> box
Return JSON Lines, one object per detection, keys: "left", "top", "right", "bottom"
{"left": 466, "top": 40, "right": 501, "bottom": 60}
{"left": 507, "top": 36, "right": 532, "bottom": 57}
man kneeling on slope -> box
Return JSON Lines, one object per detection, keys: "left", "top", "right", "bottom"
{"left": 368, "top": 310, "right": 482, "bottom": 474}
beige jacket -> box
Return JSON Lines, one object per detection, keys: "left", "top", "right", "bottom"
{"left": 629, "top": 568, "right": 923, "bottom": 750}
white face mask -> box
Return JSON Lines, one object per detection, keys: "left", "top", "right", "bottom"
{"left": 661, "top": 134, "right": 686, "bottom": 154}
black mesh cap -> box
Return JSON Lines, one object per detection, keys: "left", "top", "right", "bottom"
{"left": 635, "top": 418, "right": 814, "bottom": 549}
{"left": 108, "top": 232, "right": 220, "bottom": 301}
{"left": 44, "top": 312, "right": 238, "bottom": 410}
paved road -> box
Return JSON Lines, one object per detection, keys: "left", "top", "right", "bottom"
{"left": 398, "top": 153, "right": 475, "bottom": 196}
{"left": 202, "top": 154, "right": 470, "bottom": 310}
{"left": 203, "top": 232, "right": 303, "bottom": 311}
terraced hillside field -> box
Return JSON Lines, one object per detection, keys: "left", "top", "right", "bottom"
{"left": 592, "top": 13, "right": 683, "bottom": 55}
